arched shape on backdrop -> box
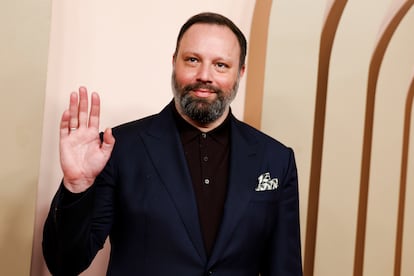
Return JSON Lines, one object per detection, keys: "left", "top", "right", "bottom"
{"left": 355, "top": 1, "right": 414, "bottom": 276}
{"left": 304, "top": 1, "right": 348, "bottom": 275}
{"left": 244, "top": 0, "right": 273, "bottom": 127}
{"left": 395, "top": 71, "right": 414, "bottom": 276}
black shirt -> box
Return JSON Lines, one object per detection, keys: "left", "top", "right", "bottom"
{"left": 172, "top": 103, "right": 230, "bottom": 257}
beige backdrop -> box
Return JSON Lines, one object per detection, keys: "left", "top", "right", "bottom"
{"left": 260, "top": 1, "right": 414, "bottom": 275}
{"left": 0, "top": 0, "right": 50, "bottom": 275}
{"left": 30, "top": 1, "right": 255, "bottom": 275}
{"left": 1, "top": 0, "right": 413, "bottom": 275}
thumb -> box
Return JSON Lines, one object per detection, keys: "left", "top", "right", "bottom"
{"left": 101, "top": 128, "right": 115, "bottom": 153}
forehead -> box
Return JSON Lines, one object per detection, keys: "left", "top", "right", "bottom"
{"left": 177, "top": 23, "right": 240, "bottom": 59}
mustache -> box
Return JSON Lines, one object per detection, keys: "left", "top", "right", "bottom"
{"left": 183, "top": 83, "right": 222, "bottom": 94}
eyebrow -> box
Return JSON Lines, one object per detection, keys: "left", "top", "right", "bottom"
{"left": 180, "top": 50, "right": 234, "bottom": 63}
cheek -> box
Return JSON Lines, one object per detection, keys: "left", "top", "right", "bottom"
{"left": 216, "top": 76, "right": 238, "bottom": 91}
{"left": 174, "top": 68, "right": 196, "bottom": 86}
{"left": 174, "top": 63, "right": 196, "bottom": 84}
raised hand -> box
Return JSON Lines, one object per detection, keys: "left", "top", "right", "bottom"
{"left": 59, "top": 87, "right": 115, "bottom": 193}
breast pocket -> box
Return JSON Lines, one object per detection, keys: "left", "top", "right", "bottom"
{"left": 250, "top": 171, "right": 281, "bottom": 202}
{"left": 250, "top": 188, "right": 280, "bottom": 202}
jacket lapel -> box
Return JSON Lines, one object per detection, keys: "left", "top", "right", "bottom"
{"left": 139, "top": 104, "right": 261, "bottom": 265}
{"left": 208, "top": 118, "right": 261, "bottom": 265}
{"left": 139, "top": 103, "right": 207, "bottom": 262}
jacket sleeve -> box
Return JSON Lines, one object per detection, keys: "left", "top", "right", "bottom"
{"left": 42, "top": 162, "right": 115, "bottom": 276}
{"left": 260, "top": 148, "right": 303, "bottom": 276}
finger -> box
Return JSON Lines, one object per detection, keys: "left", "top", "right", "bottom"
{"left": 60, "top": 109, "right": 70, "bottom": 138}
{"left": 89, "top": 92, "right": 101, "bottom": 130}
{"left": 69, "top": 91, "right": 79, "bottom": 129}
{"left": 78, "top": 86, "right": 89, "bottom": 128}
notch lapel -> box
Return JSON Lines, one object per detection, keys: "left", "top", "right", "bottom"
{"left": 208, "top": 119, "right": 261, "bottom": 266}
{"left": 139, "top": 104, "right": 207, "bottom": 262}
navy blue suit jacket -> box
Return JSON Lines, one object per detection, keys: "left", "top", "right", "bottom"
{"left": 43, "top": 102, "right": 302, "bottom": 275}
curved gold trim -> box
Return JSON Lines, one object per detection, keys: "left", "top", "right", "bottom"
{"left": 243, "top": 0, "right": 273, "bottom": 128}
{"left": 304, "top": 1, "right": 348, "bottom": 275}
{"left": 394, "top": 72, "right": 414, "bottom": 276}
{"left": 355, "top": 2, "right": 414, "bottom": 276}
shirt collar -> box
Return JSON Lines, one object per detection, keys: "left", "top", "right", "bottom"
{"left": 171, "top": 101, "right": 231, "bottom": 145}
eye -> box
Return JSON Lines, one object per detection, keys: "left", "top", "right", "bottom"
{"left": 186, "top": 57, "right": 199, "bottom": 64}
{"left": 215, "top": 62, "right": 229, "bottom": 71}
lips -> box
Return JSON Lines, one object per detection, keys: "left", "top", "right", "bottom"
{"left": 193, "top": 89, "right": 215, "bottom": 98}
{"left": 183, "top": 83, "right": 220, "bottom": 99}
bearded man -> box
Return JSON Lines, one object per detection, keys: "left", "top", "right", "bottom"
{"left": 43, "top": 12, "right": 302, "bottom": 276}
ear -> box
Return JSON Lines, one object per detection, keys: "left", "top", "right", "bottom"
{"left": 239, "top": 64, "right": 246, "bottom": 78}
{"left": 172, "top": 53, "right": 177, "bottom": 66}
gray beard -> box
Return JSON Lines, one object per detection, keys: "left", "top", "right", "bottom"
{"left": 171, "top": 71, "right": 239, "bottom": 124}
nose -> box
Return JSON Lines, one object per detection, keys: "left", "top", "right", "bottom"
{"left": 196, "top": 64, "right": 212, "bottom": 84}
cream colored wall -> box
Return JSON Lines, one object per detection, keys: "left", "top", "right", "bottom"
{"left": 22, "top": 0, "right": 414, "bottom": 275}
{"left": 365, "top": 4, "right": 414, "bottom": 276}
{"left": 31, "top": 1, "right": 255, "bottom": 275}
{"left": 0, "top": 0, "right": 51, "bottom": 275}
{"left": 262, "top": 0, "right": 414, "bottom": 275}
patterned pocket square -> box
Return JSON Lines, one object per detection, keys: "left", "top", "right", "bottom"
{"left": 255, "top": 172, "right": 278, "bottom": 191}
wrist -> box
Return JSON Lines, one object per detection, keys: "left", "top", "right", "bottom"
{"left": 63, "top": 177, "right": 95, "bottom": 193}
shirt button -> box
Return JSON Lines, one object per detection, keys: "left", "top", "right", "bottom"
{"left": 204, "top": 179, "right": 210, "bottom": 185}
{"left": 202, "top": 133, "right": 207, "bottom": 138}
{"left": 203, "top": 156, "right": 208, "bottom": 162}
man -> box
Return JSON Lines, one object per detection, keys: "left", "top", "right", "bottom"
{"left": 43, "top": 12, "right": 302, "bottom": 275}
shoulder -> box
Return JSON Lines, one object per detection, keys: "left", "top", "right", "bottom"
{"left": 110, "top": 102, "right": 175, "bottom": 140}
{"left": 231, "top": 115, "right": 292, "bottom": 153}
{"left": 111, "top": 114, "right": 157, "bottom": 139}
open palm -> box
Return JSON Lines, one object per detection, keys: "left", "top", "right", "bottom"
{"left": 59, "top": 87, "right": 115, "bottom": 193}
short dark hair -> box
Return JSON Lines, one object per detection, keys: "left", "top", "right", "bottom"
{"left": 174, "top": 12, "right": 247, "bottom": 70}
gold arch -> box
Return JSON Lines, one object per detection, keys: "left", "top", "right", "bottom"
{"left": 394, "top": 71, "right": 414, "bottom": 276}
{"left": 355, "top": 2, "right": 414, "bottom": 275}
{"left": 244, "top": 0, "right": 273, "bottom": 127}
{"left": 304, "top": 1, "right": 348, "bottom": 275}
